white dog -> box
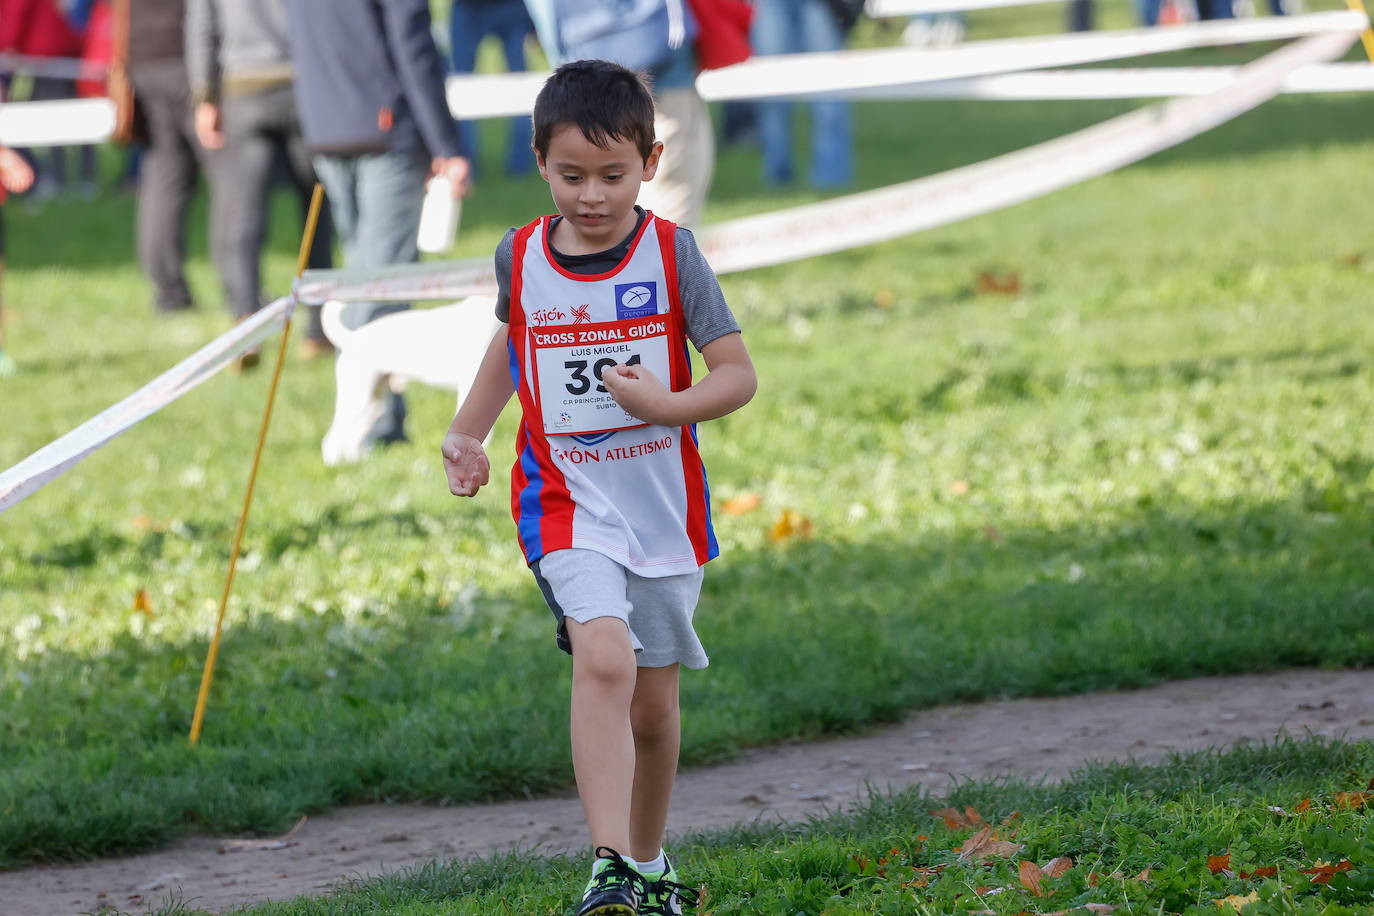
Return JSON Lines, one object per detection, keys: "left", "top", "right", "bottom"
{"left": 319, "top": 295, "right": 501, "bottom": 465}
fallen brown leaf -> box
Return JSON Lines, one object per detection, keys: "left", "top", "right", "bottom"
{"left": 1208, "top": 853, "right": 1233, "bottom": 877}
{"left": 1299, "top": 859, "right": 1353, "bottom": 885}
{"left": 1019, "top": 859, "right": 1047, "bottom": 896}
{"left": 975, "top": 269, "right": 1022, "bottom": 295}
{"left": 1044, "top": 856, "right": 1073, "bottom": 878}
{"left": 721, "top": 492, "right": 761, "bottom": 516}
{"left": 769, "top": 509, "right": 813, "bottom": 542}
{"left": 1333, "top": 791, "right": 1367, "bottom": 810}
{"left": 957, "top": 825, "right": 1023, "bottom": 862}
{"left": 132, "top": 588, "right": 154, "bottom": 619}
{"left": 1215, "top": 891, "right": 1259, "bottom": 912}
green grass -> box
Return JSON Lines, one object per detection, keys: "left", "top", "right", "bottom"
{"left": 134, "top": 737, "right": 1374, "bottom": 915}
{"left": 2, "top": 0, "right": 1372, "bottom": 875}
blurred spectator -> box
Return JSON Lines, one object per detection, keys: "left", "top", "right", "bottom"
{"left": 901, "top": 11, "right": 965, "bottom": 47}
{"left": 123, "top": 0, "right": 227, "bottom": 314}
{"left": 0, "top": 0, "right": 96, "bottom": 199}
{"left": 185, "top": 0, "right": 335, "bottom": 362}
{"left": 1068, "top": 0, "right": 1092, "bottom": 30}
{"left": 0, "top": 140, "right": 37, "bottom": 375}
{"left": 284, "top": 0, "right": 470, "bottom": 447}
{"left": 448, "top": 0, "right": 536, "bottom": 176}
{"left": 750, "top": 0, "right": 853, "bottom": 189}
{"left": 525, "top": 0, "right": 738, "bottom": 228}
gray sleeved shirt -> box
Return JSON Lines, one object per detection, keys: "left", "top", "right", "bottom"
{"left": 184, "top": 0, "right": 295, "bottom": 104}
{"left": 493, "top": 224, "right": 741, "bottom": 353}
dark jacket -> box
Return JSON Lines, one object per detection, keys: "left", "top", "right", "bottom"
{"left": 283, "top": 0, "right": 461, "bottom": 158}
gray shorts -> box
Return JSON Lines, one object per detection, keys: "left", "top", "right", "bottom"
{"left": 531, "top": 548, "right": 709, "bottom": 669}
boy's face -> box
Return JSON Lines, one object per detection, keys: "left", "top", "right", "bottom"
{"left": 537, "top": 125, "right": 662, "bottom": 253}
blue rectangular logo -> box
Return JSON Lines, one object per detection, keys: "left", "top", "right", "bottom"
{"left": 614, "top": 282, "right": 658, "bottom": 320}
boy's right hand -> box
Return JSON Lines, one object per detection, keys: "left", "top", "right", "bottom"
{"left": 442, "top": 432, "right": 490, "bottom": 497}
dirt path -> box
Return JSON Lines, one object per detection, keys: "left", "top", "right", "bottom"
{"left": 6, "top": 668, "right": 1371, "bottom": 916}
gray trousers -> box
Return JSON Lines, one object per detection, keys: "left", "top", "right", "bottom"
{"left": 313, "top": 150, "right": 429, "bottom": 441}
{"left": 220, "top": 85, "right": 333, "bottom": 340}
{"left": 130, "top": 60, "right": 225, "bottom": 313}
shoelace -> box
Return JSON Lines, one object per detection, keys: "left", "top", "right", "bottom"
{"left": 642, "top": 876, "right": 701, "bottom": 914}
{"left": 588, "top": 846, "right": 648, "bottom": 897}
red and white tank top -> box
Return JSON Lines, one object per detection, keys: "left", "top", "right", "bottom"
{"left": 506, "top": 212, "right": 718, "bottom": 576}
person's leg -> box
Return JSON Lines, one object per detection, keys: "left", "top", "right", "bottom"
{"left": 347, "top": 151, "right": 428, "bottom": 442}
{"left": 27, "top": 77, "right": 69, "bottom": 195}
{"left": 273, "top": 88, "right": 334, "bottom": 345}
{"left": 639, "top": 87, "right": 713, "bottom": 228}
{"left": 132, "top": 63, "right": 200, "bottom": 313}
{"left": 0, "top": 207, "right": 10, "bottom": 375}
{"left": 750, "top": 0, "right": 797, "bottom": 185}
{"left": 799, "top": 0, "right": 852, "bottom": 189}
{"left": 494, "top": 2, "right": 535, "bottom": 174}
{"left": 568, "top": 616, "right": 639, "bottom": 853}
{"left": 628, "top": 664, "right": 680, "bottom": 862}
{"left": 219, "top": 94, "right": 277, "bottom": 322}
{"left": 312, "top": 152, "right": 368, "bottom": 334}
{"left": 449, "top": 0, "right": 484, "bottom": 171}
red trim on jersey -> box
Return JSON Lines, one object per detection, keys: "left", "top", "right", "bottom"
{"left": 656, "top": 218, "right": 712, "bottom": 565}
{"left": 509, "top": 218, "right": 575, "bottom": 558}
{"left": 541, "top": 210, "right": 655, "bottom": 282}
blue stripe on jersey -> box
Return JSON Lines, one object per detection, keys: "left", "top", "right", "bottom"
{"left": 516, "top": 441, "right": 546, "bottom": 563}
{"left": 688, "top": 421, "right": 720, "bottom": 561}
{"left": 510, "top": 336, "right": 546, "bottom": 562}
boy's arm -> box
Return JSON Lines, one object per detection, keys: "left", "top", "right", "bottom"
{"left": 442, "top": 325, "right": 515, "bottom": 497}
{"left": 601, "top": 331, "right": 756, "bottom": 428}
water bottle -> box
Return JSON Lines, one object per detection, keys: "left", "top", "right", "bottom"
{"left": 417, "top": 175, "right": 462, "bottom": 253}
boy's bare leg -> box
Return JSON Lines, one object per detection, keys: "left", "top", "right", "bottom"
{"left": 567, "top": 617, "right": 638, "bottom": 853}
{"left": 628, "top": 663, "right": 681, "bottom": 863}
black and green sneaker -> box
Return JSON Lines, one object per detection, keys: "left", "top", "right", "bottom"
{"left": 575, "top": 847, "right": 647, "bottom": 916}
{"left": 638, "top": 855, "right": 699, "bottom": 916}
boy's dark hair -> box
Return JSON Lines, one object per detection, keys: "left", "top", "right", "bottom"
{"left": 533, "top": 60, "right": 657, "bottom": 163}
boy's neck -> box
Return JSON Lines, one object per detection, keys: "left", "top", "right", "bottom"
{"left": 549, "top": 207, "right": 644, "bottom": 257}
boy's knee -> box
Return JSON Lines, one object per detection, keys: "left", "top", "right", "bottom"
{"left": 569, "top": 618, "right": 636, "bottom": 684}
{"left": 630, "top": 692, "right": 678, "bottom": 739}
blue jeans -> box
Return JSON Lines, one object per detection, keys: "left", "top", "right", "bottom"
{"left": 750, "top": 0, "right": 853, "bottom": 189}
{"left": 313, "top": 150, "right": 430, "bottom": 442}
{"left": 449, "top": 0, "right": 535, "bottom": 175}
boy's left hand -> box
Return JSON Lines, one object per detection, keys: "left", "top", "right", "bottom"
{"left": 601, "top": 363, "right": 677, "bottom": 427}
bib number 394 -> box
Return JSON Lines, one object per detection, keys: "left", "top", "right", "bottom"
{"left": 532, "top": 314, "right": 672, "bottom": 436}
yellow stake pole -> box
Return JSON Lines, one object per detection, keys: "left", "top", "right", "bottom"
{"left": 1348, "top": 0, "right": 1374, "bottom": 62}
{"left": 190, "top": 183, "right": 326, "bottom": 746}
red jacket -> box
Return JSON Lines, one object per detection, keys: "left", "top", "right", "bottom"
{"left": 0, "top": 0, "right": 84, "bottom": 58}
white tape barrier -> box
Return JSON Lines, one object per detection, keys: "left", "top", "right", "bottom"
{"left": 867, "top": 0, "right": 1063, "bottom": 16}
{"left": 0, "top": 298, "right": 294, "bottom": 514}
{"left": 699, "top": 27, "right": 1358, "bottom": 273}
{"left": 440, "top": 10, "right": 1366, "bottom": 118}
{"left": 0, "top": 52, "right": 105, "bottom": 81}
{"left": 10, "top": 55, "right": 1371, "bottom": 153}
{"left": 698, "top": 9, "right": 1362, "bottom": 100}
{"left": 0, "top": 97, "right": 114, "bottom": 146}
{"left": 295, "top": 24, "right": 1357, "bottom": 308}
{"left": 851, "top": 60, "right": 1374, "bottom": 99}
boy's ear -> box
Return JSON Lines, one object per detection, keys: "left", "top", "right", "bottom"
{"left": 535, "top": 149, "right": 549, "bottom": 182}
{"left": 641, "top": 140, "right": 664, "bottom": 182}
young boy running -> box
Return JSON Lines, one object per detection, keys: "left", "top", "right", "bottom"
{"left": 441, "top": 60, "right": 756, "bottom": 915}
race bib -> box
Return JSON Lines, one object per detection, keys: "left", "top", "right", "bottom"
{"left": 531, "top": 314, "right": 673, "bottom": 436}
